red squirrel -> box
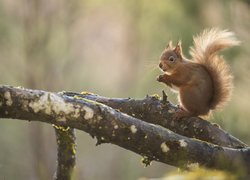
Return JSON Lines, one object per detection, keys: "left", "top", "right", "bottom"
{"left": 157, "top": 28, "right": 239, "bottom": 118}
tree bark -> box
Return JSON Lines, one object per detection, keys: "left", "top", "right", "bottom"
{"left": 0, "top": 85, "right": 249, "bottom": 176}
{"left": 63, "top": 91, "right": 247, "bottom": 149}
{"left": 54, "top": 127, "right": 76, "bottom": 180}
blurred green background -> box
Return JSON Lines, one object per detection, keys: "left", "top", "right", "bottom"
{"left": 0, "top": 0, "right": 249, "bottom": 179}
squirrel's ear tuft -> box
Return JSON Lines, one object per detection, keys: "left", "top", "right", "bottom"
{"left": 166, "top": 41, "right": 173, "bottom": 49}
{"left": 174, "top": 41, "right": 182, "bottom": 57}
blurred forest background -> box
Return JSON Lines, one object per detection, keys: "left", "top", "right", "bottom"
{"left": 0, "top": 0, "right": 249, "bottom": 179}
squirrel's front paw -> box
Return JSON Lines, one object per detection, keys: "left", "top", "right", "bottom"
{"left": 157, "top": 75, "right": 164, "bottom": 82}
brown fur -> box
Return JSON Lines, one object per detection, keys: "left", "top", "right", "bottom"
{"left": 158, "top": 28, "right": 239, "bottom": 117}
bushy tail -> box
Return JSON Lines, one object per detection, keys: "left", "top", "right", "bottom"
{"left": 190, "top": 28, "right": 240, "bottom": 110}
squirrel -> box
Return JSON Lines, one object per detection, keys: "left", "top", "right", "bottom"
{"left": 157, "top": 28, "right": 239, "bottom": 118}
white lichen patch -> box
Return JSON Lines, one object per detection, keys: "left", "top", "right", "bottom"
{"left": 28, "top": 93, "right": 81, "bottom": 119}
{"left": 101, "top": 137, "right": 105, "bottom": 140}
{"left": 82, "top": 106, "right": 94, "bottom": 120}
{"left": 144, "top": 135, "right": 148, "bottom": 139}
{"left": 179, "top": 139, "right": 187, "bottom": 147}
{"left": 114, "top": 125, "right": 119, "bottom": 129}
{"left": 29, "top": 95, "right": 45, "bottom": 113}
{"left": 110, "top": 109, "right": 116, "bottom": 115}
{"left": 73, "top": 108, "right": 80, "bottom": 118}
{"left": 130, "top": 125, "right": 137, "bottom": 134}
{"left": 4, "top": 91, "right": 13, "bottom": 106}
{"left": 22, "top": 100, "right": 29, "bottom": 111}
{"left": 160, "top": 142, "right": 170, "bottom": 153}
{"left": 187, "top": 162, "right": 199, "bottom": 169}
{"left": 165, "top": 129, "right": 172, "bottom": 134}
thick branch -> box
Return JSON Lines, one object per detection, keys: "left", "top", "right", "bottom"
{"left": 62, "top": 92, "right": 247, "bottom": 149}
{"left": 0, "top": 85, "right": 249, "bottom": 175}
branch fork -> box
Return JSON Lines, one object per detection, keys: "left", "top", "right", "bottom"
{"left": 0, "top": 85, "right": 249, "bottom": 178}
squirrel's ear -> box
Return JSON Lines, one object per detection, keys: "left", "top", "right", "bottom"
{"left": 174, "top": 41, "right": 182, "bottom": 57}
{"left": 166, "top": 41, "right": 173, "bottom": 49}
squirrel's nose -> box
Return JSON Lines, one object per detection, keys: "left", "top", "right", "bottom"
{"left": 159, "top": 63, "right": 163, "bottom": 68}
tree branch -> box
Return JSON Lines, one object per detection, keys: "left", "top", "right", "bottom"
{"left": 62, "top": 91, "right": 247, "bottom": 149}
{"left": 53, "top": 127, "right": 76, "bottom": 180}
{"left": 0, "top": 85, "right": 249, "bottom": 175}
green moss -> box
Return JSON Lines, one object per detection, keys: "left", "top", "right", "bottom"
{"left": 73, "top": 95, "right": 103, "bottom": 106}
{"left": 191, "top": 137, "right": 210, "bottom": 144}
{"left": 71, "top": 143, "right": 76, "bottom": 155}
{"left": 80, "top": 91, "right": 93, "bottom": 95}
{"left": 141, "top": 156, "right": 152, "bottom": 167}
{"left": 150, "top": 94, "right": 160, "bottom": 100}
{"left": 166, "top": 168, "right": 236, "bottom": 180}
{"left": 54, "top": 127, "right": 76, "bottom": 158}
{"left": 53, "top": 124, "right": 70, "bottom": 131}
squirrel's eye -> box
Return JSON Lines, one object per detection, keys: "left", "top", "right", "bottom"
{"left": 168, "top": 56, "right": 175, "bottom": 62}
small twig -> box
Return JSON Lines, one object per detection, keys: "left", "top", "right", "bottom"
{"left": 162, "top": 90, "right": 168, "bottom": 104}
